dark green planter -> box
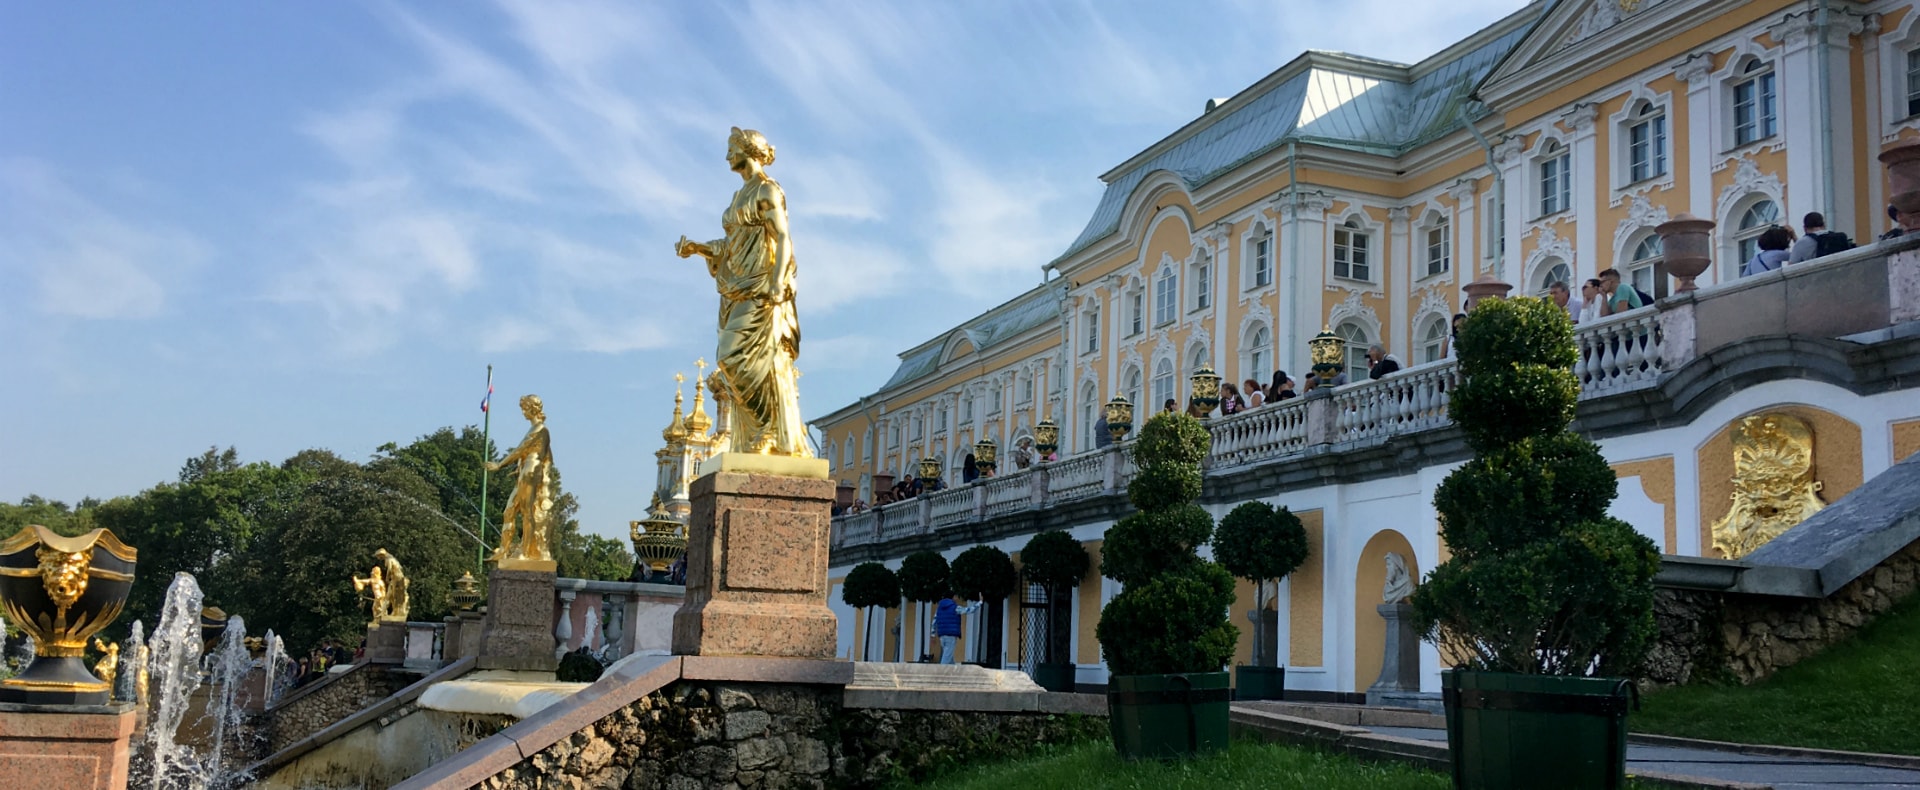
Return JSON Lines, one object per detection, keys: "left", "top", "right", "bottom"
{"left": 1031, "top": 662, "right": 1076, "bottom": 693}
{"left": 1234, "top": 665, "right": 1286, "bottom": 700}
{"left": 1107, "top": 671, "right": 1230, "bottom": 760}
{"left": 1442, "top": 670, "right": 1634, "bottom": 789}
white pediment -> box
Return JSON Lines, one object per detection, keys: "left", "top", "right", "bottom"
{"left": 1479, "top": 0, "right": 1693, "bottom": 104}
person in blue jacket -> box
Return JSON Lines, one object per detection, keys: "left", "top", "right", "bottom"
{"left": 931, "top": 593, "right": 981, "bottom": 664}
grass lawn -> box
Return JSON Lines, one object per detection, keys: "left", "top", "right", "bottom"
{"left": 902, "top": 738, "right": 1450, "bottom": 790}
{"left": 1632, "top": 588, "right": 1920, "bottom": 756}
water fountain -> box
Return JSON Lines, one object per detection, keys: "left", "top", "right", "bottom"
{"left": 263, "top": 630, "right": 287, "bottom": 705}
{"left": 119, "top": 620, "right": 147, "bottom": 703}
{"left": 145, "top": 572, "right": 207, "bottom": 790}
{"left": 203, "top": 616, "right": 252, "bottom": 787}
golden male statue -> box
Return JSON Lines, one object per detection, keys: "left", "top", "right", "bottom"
{"left": 488, "top": 394, "right": 555, "bottom": 565}
{"left": 676, "top": 127, "right": 811, "bottom": 457}
{"left": 375, "top": 548, "right": 409, "bottom": 621}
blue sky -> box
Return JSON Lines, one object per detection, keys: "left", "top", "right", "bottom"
{"left": 1, "top": 0, "right": 1525, "bottom": 540}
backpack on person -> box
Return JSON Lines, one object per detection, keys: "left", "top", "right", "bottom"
{"left": 1811, "top": 231, "right": 1854, "bottom": 258}
{"left": 1634, "top": 287, "right": 1654, "bottom": 306}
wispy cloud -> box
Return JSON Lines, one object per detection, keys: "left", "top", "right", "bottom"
{"left": 0, "top": 158, "right": 206, "bottom": 321}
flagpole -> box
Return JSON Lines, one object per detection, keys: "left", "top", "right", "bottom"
{"left": 478, "top": 364, "right": 493, "bottom": 576}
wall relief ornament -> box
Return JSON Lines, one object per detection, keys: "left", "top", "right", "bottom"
{"left": 1566, "top": 0, "right": 1668, "bottom": 46}
{"left": 1614, "top": 194, "right": 1672, "bottom": 254}
{"left": 1326, "top": 288, "right": 1381, "bottom": 337}
{"left": 1715, "top": 157, "right": 1785, "bottom": 224}
{"left": 1710, "top": 413, "right": 1826, "bottom": 559}
{"left": 1524, "top": 226, "right": 1576, "bottom": 287}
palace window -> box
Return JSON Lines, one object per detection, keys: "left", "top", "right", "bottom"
{"left": 1189, "top": 344, "right": 1210, "bottom": 378}
{"left": 1019, "top": 374, "right": 1034, "bottom": 404}
{"left": 891, "top": 426, "right": 901, "bottom": 448}
{"left": 1084, "top": 307, "right": 1100, "bottom": 354}
{"left": 937, "top": 409, "right": 948, "bottom": 432}
{"left": 961, "top": 394, "right": 973, "bottom": 423}
{"left": 1627, "top": 102, "right": 1668, "bottom": 183}
{"left": 1734, "top": 199, "right": 1781, "bottom": 270}
{"left": 1419, "top": 315, "right": 1449, "bottom": 364}
{"left": 1335, "top": 321, "right": 1371, "bottom": 383}
{"left": 1538, "top": 141, "right": 1571, "bottom": 216}
{"left": 1127, "top": 289, "right": 1144, "bottom": 336}
{"left": 1155, "top": 267, "right": 1177, "bottom": 325}
{"left": 1191, "top": 255, "right": 1212, "bottom": 311}
{"left": 1252, "top": 231, "right": 1274, "bottom": 288}
{"left": 1123, "top": 366, "right": 1143, "bottom": 413}
{"left": 1333, "top": 219, "right": 1372, "bottom": 282}
{"left": 1152, "top": 359, "right": 1175, "bottom": 411}
{"left": 1244, "top": 324, "right": 1271, "bottom": 382}
{"left": 1425, "top": 215, "right": 1451, "bottom": 278}
{"left": 1732, "top": 60, "right": 1778, "bottom": 146}
{"left": 1531, "top": 259, "right": 1571, "bottom": 297}
{"left": 1628, "top": 235, "right": 1666, "bottom": 299}
{"left": 863, "top": 428, "right": 873, "bottom": 461}
{"left": 1079, "top": 383, "right": 1098, "bottom": 451}
{"left": 1907, "top": 49, "right": 1920, "bottom": 117}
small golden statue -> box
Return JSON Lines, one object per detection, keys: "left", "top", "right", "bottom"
{"left": 132, "top": 639, "right": 149, "bottom": 705}
{"left": 675, "top": 127, "right": 811, "bottom": 458}
{"left": 92, "top": 638, "right": 118, "bottom": 691}
{"left": 351, "top": 566, "right": 387, "bottom": 624}
{"left": 488, "top": 395, "right": 556, "bottom": 568}
{"left": 1711, "top": 413, "right": 1826, "bottom": 559}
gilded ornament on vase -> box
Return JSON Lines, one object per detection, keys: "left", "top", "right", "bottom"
{"left": 0, "top": 525, "right": 137, "bottom": 704}
{"left": 1710, "top": 413, "right": 1826, "bottom": 559}
{"left": 92, "top": 639, "right": 119, "bottom": 692}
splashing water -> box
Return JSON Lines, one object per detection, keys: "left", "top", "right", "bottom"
{"left": 583, "top": 606, "right": 601, "bottom": 653}
{"left": 147, "top": 572, "right": 206, "bottom": 789}
{"left": 201, "top": 616, "right": 251, "bottom": 787}
{"left": 262, "top": 630, "right": 286, "bottom": 705}
{"left": 119, "top": 620, "right": 147, "bottom": 703}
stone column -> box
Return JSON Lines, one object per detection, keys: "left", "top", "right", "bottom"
{"left": 0, "top": 703, "right": 137, "bottom": 790}
{"left": 672, "top": 455, "right": 838, "bottom": 658}
{"left": 554, "top": 589, "right": 577, "bottom": 659}
{"left": 1567, "top": 103, "right": 1600, "bottom": 284}
{"left": 1365, "top": 603, "right": 1422, "bottom": 707}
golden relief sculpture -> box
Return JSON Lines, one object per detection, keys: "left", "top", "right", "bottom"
{"left": 92, "top": 638, "right": 118, "bottom": 692}
{"left": 489, "top": 394, "right": 557, "bottom": 569}
{"left": 1711, "top": 413, "right": 1826, "bottom": 559}
{"left": 675, "top": 127, "right": 810, "bottom": 458}
{"left": 0, "top": 526, "right": 136, "bottom": 702}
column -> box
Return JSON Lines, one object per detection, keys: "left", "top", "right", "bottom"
{"left": 1495, "top": 136, "right": 1528, "bottom": 282}
{"left": 1568, "top": 102, "right": 1601, "bottom": 283}
{"left": 1387, "top": 206, "right": 1412, "bottom": 353}
{"left": 1205, "top": 221, "right": 1231, "bottom": 374}
{"left": 1279, "top": 191, "right": 1332, "bottom": 377}
{"left": 1770, "top": 10, "right": 1868, "bottom": 227}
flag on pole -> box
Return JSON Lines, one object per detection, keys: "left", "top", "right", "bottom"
{"left": 481, "top": 379, "right": 493, "bottom": 413}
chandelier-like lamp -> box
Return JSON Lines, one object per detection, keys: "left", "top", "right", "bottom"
{"left": 1105, "top": 395, "right": 1135, "bottom": 444}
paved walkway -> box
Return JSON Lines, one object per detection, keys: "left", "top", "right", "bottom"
{"left": 1368, "top": 726, "right": 1920, "bottom": 789}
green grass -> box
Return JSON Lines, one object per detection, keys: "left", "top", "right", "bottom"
{"left": 1632, "top": 588, "right": 1920, "bottom": 755}
{"left": 900, "top": 739, "right": 1451, "bottom": 790}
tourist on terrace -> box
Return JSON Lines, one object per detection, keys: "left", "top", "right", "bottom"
{"left": 1243, "top": 378, "right": 1265, "bottom": 408}
{"left": 1162, "top": 398, "right": 1178, "bottom": 413}
{"left": 1445, "top": 313, "right": 1467, "bottom": 359}
{"left": 1598, "top": 268, "right": 1644, "bottom": 316}
{"left": 1094, "top": 410, "right": 1112, "bottom": 448}
{"left": 1578, "top": 280, "right": 1603, "bottom": 324}
{"left": 932, "top": 593, "right": 981, "bottom": 664}
{"left": 1269, "top": 371, "right": 1296, "bottom": 402}
{"left": 1549, "top": 281, "right": 1581, "bottom": 321}
{"left": 1882, "top": 205, "right": 1906, "bottom": 241}
{"left": 1221, "top": 382, "right": 1245, "bottom": 415}
{"left": 1790, "top": 211, "right": 1854, "bottom": 263}
{"left": 1367, "top": 344, "right": 1401, "bottom": 379}
{"left": 962, "top": 453, "right": 979, "bottom": 484}
{"left": 1014, "top": 438, "right": 1034, "bottom": 470}
{"left": 1740, "top": 226, "right": 1793, "bottom": 277}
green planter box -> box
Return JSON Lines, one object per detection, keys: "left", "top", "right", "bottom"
{"left": 1108, "top": 671, "right": 1230, "bottom": 760}
{"left": 1234, "top": 665, "right": 1286, "bottom": 701}
{"left": 1442, "top": 669, "right": 1633, "bottom": 789}
{"left": 1031, "top": 662, "right": 1076, "bottom": 693}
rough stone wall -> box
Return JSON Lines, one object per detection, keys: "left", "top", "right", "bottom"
{"left": 1646, "top": 538, "right": 1920, "bottom": 687}
{"left": 478, "top": 681, "right": 1103, "bottom": 790}
{"left": 259, "top": 664, "right": 415, "bottom": 756}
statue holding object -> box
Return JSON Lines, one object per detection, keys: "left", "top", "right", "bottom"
{"left": 488, "top": 394, "right": 556, "bottom": 567}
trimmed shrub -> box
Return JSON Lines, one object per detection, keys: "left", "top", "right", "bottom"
{"left": 1213, "top": 501, "right": 1310, "bottom": 668}
{"left": 898, "top": 550, "right": 952, "bottom": 604}
{"left": 1410, "top": 297, "right": 1660, "bottom": 677}
{"left": 950, "top": 545, "right": 1018, "bottom": 603}
{"left": 1019, "top": 530, "right": 1090, "bottom": 594}
{"left": 843, "top": 561, "right": 901, "bottom": 610}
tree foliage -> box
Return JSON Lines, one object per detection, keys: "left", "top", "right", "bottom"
{"left": 897, "top": 550, "right": 951, "bottom": 603}
{"left": 1096, "top": 412, "right": 1238, "bottom": 676}
{"left": 1019, "top": 530, "right": 1090, "bottom": 593}
{"left": 949, "top": 545, "right": 1018, "bottom": 602}
{"left": 1213, "top": 502, "right": 1309, "bottom": 585}
{"left": 1410, "top": 297, "right": 1661, "bottom": 677}
{"left": 842, "top": 562, "right": 901, "bottom": 610}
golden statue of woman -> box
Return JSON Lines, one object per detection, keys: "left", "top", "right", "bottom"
{"left": 676, "top": 127, "right": 811, "bottom": 457}
{"left": 487, "top": 394, "right": 555, "bottom": 566}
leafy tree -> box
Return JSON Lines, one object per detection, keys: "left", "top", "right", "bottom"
{"left": 0, "top": 495, "right": 99, "bottom": 537}
{"left": 949, "top": 545, "right": 1018, "bottom": 603}
{"left": 558, "top": 532, "right": 637, "bottom": 582}
{"left": 1213, "top": 502, "right": 1310, "bottom": 668}
{"left": 842, "top": 562, "right": 901, "bottom": 661}
{"left": 897, "top": 550, "right": 951, "bottom": 662}
{"left": 1410, "top": 297, "right": 1661, "bottom": 677}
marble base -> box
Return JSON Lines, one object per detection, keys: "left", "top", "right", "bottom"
{"left": 366, "top": 620, "right": 407, "bottom": 665}
{"left": 672, "top": 470, "right": 839, "bottom": 658}
{"left": 479, "top": 567, "right": 558, "bottom": 672}
{"left": 0, "top": 702, "right": 136, "bottom": 790}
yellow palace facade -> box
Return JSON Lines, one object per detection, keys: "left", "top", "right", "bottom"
{"left": 813, "top": 0, "right": 1920, "bottom": 695}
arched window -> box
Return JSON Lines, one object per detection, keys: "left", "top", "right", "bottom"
{"left": 1126, "top": 284, "right": 1145, "bottom": 336}
{"left": 1249, "top": 226, "right": 1274, "bottom": 288}
{"left": 1078, "top": 383, "right": 1098, "bottom": 451}
{"left": 1122, "top": 366, "right": 1143, "bottom": 415}
{"left": 1537, "top": 140, "right": 1571, "bottom": 217}
{"left": 1189, "top": 344, "right": 1210, "bottom": 377}
{"left": 1531, "top": 257, "right": 1571, "bottom": 296}
{"left": 961, "top": 393, "right": 974, "bottom": 423}
{"left": 1628, "top": 235, "right": 1665, "bottom": 299}
{"left": 1732, "top": 58, "right": 1778, "bottom": 147}
{"left": 1735, "top": 199, "right": 1780, "bottom": 269}
{"left": 863, "top": 428, "right": 874, "bottom": 461}
{"left": 1626, "top": 101, "right": 1669, "bottom": 183}
{"left": 1190, "top": 251, "right": 1212, "bottom": 311}
{"left": 1335, "top": 321, "right": 1371, "bottom": 383}
{"left": 1155, "top": 265, "right": 1178, "bottom": 325}
{"left": 1333, "top": 219, "right": 1372, "bottom": 281}
{"left": 1424, "top": 214, "right": 1451, "bottom": 277}
{"left": 1244, "top": 324, "right": 1271, "bottom": 382}
{"left": 1084, "top": 306, "right": 1101, "bottom": 353}
{"left": 1419, "top": 316, "right": 1450, "bottom": 364}
{"left": 841, "top": 439, "right": 853, "bottom": 467}
{"left": 1152, "top": 359, "right": 1175, "bottom": 411}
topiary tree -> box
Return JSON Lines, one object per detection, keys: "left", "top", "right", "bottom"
{"left": 950, "top": 545, "right": 1019, "bottom": 666}
{"left": 1020, "top": 530, "right": 1090, "bottom": 669}
{"left": 1213, "top": 501, "right": 1310, "bottom": 668}
{"left": 1410, "top": 297, "right": 1661, "bottom": 677}
{"left": 1095, "top": 412, "right": 1238, "bottom": 677}
{"left": 897, "top": 550, "right": 951, "bottom": 662}
{"left": 842, "top": 562, "right": 900, "bottom": 661}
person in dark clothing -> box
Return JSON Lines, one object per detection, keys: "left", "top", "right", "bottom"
{"left": 1367, "top": 344, "right": 1401, "bottom": 379}
{"left": 962, "top": 454, "right": 979, "bottom": 484}
{"left": 1162, "top": 398, "right": 1178, "bottom": 413}
{"left": 931, "top": 594, "right": 980, "bottom": 664}
{"left": 1883, "top": 205, "right": 1907, "bottom": 241}
{"left": 1269, "top": 371, "right": 1296, "bottom": 402}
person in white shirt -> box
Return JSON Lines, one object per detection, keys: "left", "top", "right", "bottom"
{"left": 1577, "top": 278, "right": 1604, "bottom": 324}
{"left": 1549, "top": 281, "right": 1581, "bottom": 323}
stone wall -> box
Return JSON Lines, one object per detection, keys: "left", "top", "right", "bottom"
{"left": 477, "top": 681, "right": 1103, "bottom": 790}
{"left": 1645, "top": 537, "right": 1920, "bottom": 686}
{"left": 259, "top": 664, "right": 415, "bottom": 756}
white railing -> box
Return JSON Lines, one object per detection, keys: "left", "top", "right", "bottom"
{"left": 877, "top": 502, "right": 923, "bottom": 541}
{"left": 1208, "top": 397, "right": 1311, "bottom": 467}
{"left": 983, "top": 470, "right": 1036, "bottom": 517}
{"left": 1333, "top": 360, "right": 1459, "bottom": 444}
{"left": 1045, "top": 452, "right": 1107, "bottom": 502}
{"left": 927, "top": 487, "right": 975, "bottom": 529}
{"left": 840, "top": 511, "right": 879, "bottom": 546}
{"left": 1575, "top": 308, "right": 1664, "bottom": 397}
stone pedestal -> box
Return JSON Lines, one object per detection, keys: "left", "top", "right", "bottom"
{"left": 672, "top": 467, "right": 838, "bottom": 658}
{"left": 478, "top": 567, "right": 558, "bottom": 671}
{"left": 0, "top": 702, "right": 137, "bottom": 790}
{"left": 442, "top": 610, "right": 485, "bottom": 662}
{"left": 365, "top": 620, "right": 407, "bottom": 665}
{"left": 1366, "top": 603, "right": 1421, "bottom": 707}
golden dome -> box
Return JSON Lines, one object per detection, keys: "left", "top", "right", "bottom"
{"left": 662, "top": 375, "right": 690, "bottom": 442}
{"left": 683, "top": 374, "right": 713, "bottom": 435}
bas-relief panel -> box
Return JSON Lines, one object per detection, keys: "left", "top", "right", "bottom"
{"left": 1696, "top": 406, "right": 1863, "bottom": 559}
{"left": 1610, "top": 456, "right": 1677, "bottom": 553}
{"left": 1352, "top": 528, "right": 1417, "bottom": 693}
{"left": 1289, "top": 509, "right": 1326, "bottom": 667}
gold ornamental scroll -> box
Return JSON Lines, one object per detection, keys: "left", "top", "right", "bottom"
{"left": 1710, "top": 413, "right": 1826, "bottom": 559}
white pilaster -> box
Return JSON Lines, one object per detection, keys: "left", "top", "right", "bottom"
{"left": 1387, "top": 205, "right": 1412, "bottom": 354}
{"left": 1281, "top": 191, "right": 1332, "bottom": 376}
{"left": 1446, "top": 179, "right": 1477, "bottom": 350}
{"left": 1568, "top": 103, "right": 1601, "bottom": 282}
{"left": 1770, "top": 10, "right": 1868, "bottom": 228}
{"left": 1494, "top": 136, "right": 1528, "bottom": 282}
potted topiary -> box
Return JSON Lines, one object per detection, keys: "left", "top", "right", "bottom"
{"left": 897, "top": 550, "right": 951, "bottom": 663}
{"left": 1019, "top": 530, "right": 1091, "bottom": 691}
{"left": 842, "top": 561, "right": 900, "bottom": 662}
{"left": 1410, "top": 297, "right": 1661, "bottom": 789}
{"left": 1095, "top": 412, "right": 1239, "bottom": 760}
{"left": 948, "top": 545, "right": 1018, "bottom": 669}
{"left": 1212, "top": 501, "right": 1310, "bottom": 701}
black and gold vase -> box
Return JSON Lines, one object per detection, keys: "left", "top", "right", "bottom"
{"left": 0, "top": 525, "right": 137, "bottom": 706}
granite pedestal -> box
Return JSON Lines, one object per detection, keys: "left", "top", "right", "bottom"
{"left": 0, "top": 702, "right": 137, "bottom": 790}
{"left": 478, "top": 567, "right": 558, "bottom": 671}
{"left": 366, "top": 620, "right": 407, "bottom": 665}
{"left": 672, "top": 463, "right": 838, "bottom": 658}
{"left": 1365, "top": 603, "right": 1422, "bottom": 708}
{"left": 442, "top": 610, "right": 485, "bottom": 663}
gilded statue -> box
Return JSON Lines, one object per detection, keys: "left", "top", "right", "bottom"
{"left": 375, "top": 549, "right": 409, "bottom": 621}
{"left": 1711, "top": 413, "right": 1826, "bottom": 559}
{"left": 92, "top": 638, "right": 118, "bottom": 690}
{"left": 488, "top": 394, "right": 556, "bottom": 566}
{"left": 351, "top": 566, "right": 387, "bottom": 624}
{"left": 675, "top": 127, "right": 810, "bottom": 457}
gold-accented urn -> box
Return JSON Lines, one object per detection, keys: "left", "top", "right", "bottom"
{"left": 1033, "top": 419, "right": 1059, "bottom": 458}
{"left": 1104, "top": 395, "right": 1135, "bottom": 443}
{"left": 0, "top": 525, "right": 137, "bottom": 705}
{"left": 450, "top": 571, "right": 484, "bottom": 612}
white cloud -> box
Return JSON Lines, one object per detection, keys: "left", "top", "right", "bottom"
{"left": 0, "top": 159, "right": 205, "bottom": 321}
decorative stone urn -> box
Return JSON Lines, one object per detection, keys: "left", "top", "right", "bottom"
{"left": 1034, "top": 419, "right": 1059, "bottom": 458}
{"left": 974, "top": 438, "right": 997, "bottom": 475}
{"left": 1461, "top": 273, "right": 1514, "bottom": 309}
{"left": 1656, "top": 213, "right": 1717, "bottom": 293}
{"left": 450, "top": 571, "right": 484, "bottom": 612}
{"left": 0, "top": 525, "right": 137, "bottom": 706}
{"left": 1309, "top": 327, "right": 1345, "bottom": 380}
{"left": 1879, "top": 139, "right": 1920, "bottom": 232}
{"left": 1104, "top": 395, "right": 1135, "bottom": 443}
{"left": 1188, "top": 366, "right": 1222, "bottom": 417}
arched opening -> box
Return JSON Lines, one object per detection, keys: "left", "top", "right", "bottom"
{"left": 1733, "top": 198, "right": 1780, "bottom": 270}
{"left": 1353, "top": 529, "right": 1419, "bottom": 692}
{"left": 1334, "top": 321, "right": 1371, "bottom": 383}
{"left": 1418, "top": 315, "right": 1450, "bottom": 364}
